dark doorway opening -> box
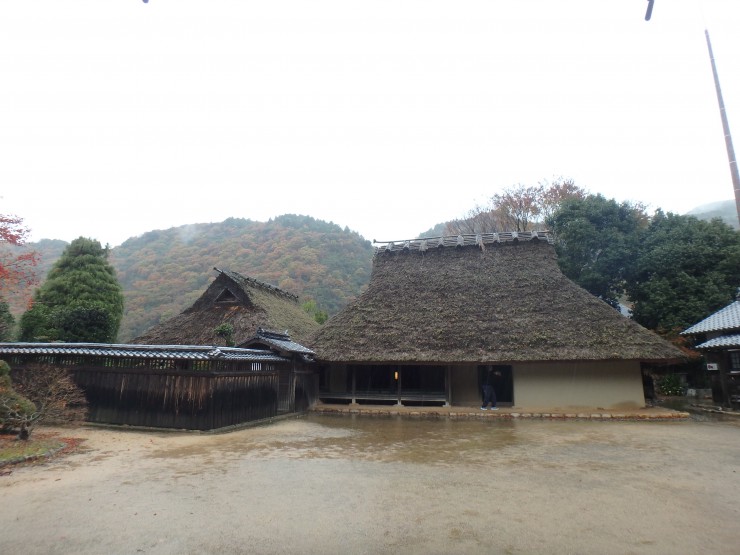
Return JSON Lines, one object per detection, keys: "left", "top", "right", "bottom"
{"left": 478, "top": 365, "right": 513, "bottom": 405}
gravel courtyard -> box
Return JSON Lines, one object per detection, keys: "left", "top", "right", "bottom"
{"left": 2, "top": 414, "right": 740, "bottom": 555}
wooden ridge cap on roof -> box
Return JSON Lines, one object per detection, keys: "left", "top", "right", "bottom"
{"left": 372, "top": 231, "right": 553, "bottom": 254}
{"left": 214, "top": 267, "right": 298, "bottom": 302}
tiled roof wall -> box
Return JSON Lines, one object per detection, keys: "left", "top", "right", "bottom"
{"left": 0, "top": 342, "right": 288, "bottom": 362}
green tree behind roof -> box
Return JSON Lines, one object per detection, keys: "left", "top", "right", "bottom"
{"left": 548, "top": 194, "right": 648, "bottom": 309}
{"left": 19, "top": 237, "right": 124, "bottom": 342}
{"left": 549, "top": 195, "right": 740, "bottom": 333}
{"left": 626, "top": 211, "right": 740, "bottom": 331}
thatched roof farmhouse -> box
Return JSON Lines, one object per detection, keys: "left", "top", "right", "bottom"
{"left": 311, "top": 232, "right": 683, "bottom": 410}
{"left": 132, "top": 268, "right": 320, "bottom": 347}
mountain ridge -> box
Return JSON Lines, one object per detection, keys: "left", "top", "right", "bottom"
{"left": 11, "top": 215, "right": 374, "bottom": 342}
{"left": 8, "top": 201, "right": 737, "bottom": 341}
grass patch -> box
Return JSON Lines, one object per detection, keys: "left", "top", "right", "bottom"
{"left": 0, "top": 432, "right": 69, "bottom": 466}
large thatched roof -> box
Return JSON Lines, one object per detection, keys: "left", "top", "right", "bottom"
{"left": 131, "top": 269, "right": 320, "bottom": 346}
{"left": 310, "top": 233, "right": 683, "bottom": 364}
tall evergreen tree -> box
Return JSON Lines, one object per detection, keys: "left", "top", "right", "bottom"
{"left": 0, "top": 299, "right": 15, "bottom": 341}
{"left": 19, "top": 237, "right": 124, "bottom": 342}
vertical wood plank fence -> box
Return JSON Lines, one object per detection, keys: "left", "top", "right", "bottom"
{"left": 1, "top": 344, "right": 316, "bottom": 431}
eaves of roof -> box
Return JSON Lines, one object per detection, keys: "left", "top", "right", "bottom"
{"left": 264, "top": 337, "right": 314, "bottom": 354}
{"left": 694, "top": 334, "right": 740, "bottom": 350}
{"left": 0, "top": 342, "right": 289, "bottom": 363}
{"left": 239, "top": 328, "right": 315, "bottom": 356}
{"left": 683, "top": 301, "right": 740, "bottom": 335}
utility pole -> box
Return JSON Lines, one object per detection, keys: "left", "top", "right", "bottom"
{"left": 705, "top": 29, "right": 740, "bottom": 227}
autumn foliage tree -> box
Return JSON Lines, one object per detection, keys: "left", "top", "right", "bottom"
{"left": 0, "top": 214, "right": 39, "bottom": 327}
{"left": 445, "top": 178, "right": 586, "bottom": 235}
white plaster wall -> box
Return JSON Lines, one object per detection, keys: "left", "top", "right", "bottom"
{"left": 513, "top": 360, "right": 645, "bottom": 410}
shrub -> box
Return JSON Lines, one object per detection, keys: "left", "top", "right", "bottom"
{"left": 0, "top": 360, "right": 37, "bottom": 437}
{"left": 2, "top": 362, "right": 88, "bottom": 439}
{"left": 656, "top": 373, "right": 687, "bottom": 396}
{"left": 214, "top": 323, "right": 235, "bottom": 346}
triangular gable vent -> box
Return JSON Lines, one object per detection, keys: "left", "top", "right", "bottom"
{"left": 215, "top": 288, "right": 239, "bottom": 304}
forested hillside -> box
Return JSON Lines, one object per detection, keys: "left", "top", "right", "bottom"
{"left": 16, "top": 215, "right": 374, "bottom": 342}
{"left": 687, "top": 199, "right": 739, "bottom": 230}
{"left": 3, "top": 239, "right": 67, "bottom": 315}
{"left": 112, "top": 215, "right": 373, "bottom": 341}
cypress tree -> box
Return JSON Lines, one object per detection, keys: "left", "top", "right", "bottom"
{"left": 0, "top": 299, "right": 14, "bottom": 341}
{"left": 19, "top": 237, "right": 124, "bottom": 342}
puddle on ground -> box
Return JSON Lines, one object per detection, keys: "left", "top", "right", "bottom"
{"left": 144, "top": 413, "right": 701, "bottom": 472}
{"left": 146, "top": 416, "right": 525, "bottom": 466}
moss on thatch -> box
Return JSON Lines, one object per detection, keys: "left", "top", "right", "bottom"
{"left": 131, "top": 270, "right": 319, "bottom": 347}
{"left": 310, "top": 239, "right": 684, "bottom": 364}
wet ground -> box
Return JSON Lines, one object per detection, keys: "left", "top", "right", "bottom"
{"left": 2, "top": 414, "right": 740, "bottom": 554}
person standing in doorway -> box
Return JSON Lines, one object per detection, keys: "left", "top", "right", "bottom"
{"left": 481, "top": 369, "right": 499, "bottom": 410}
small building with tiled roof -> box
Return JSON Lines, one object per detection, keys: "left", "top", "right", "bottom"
{"left": 239, "top": 328, "right": 315, "bottom": 360}
{"left": 238, "top": 328, "right": 316, "bottom": 412}
{"left": 310, "top": 232, "right": 684, "bottom": 410}
{"left": 682, "top": 290, "right": 740, "bottom": 407}
{"left": 131, "top": 268, "right": 320, "bottom": 347}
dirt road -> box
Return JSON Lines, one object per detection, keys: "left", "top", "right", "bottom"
{"left": 2, "top": 414, "right": 739, "bottom": 554}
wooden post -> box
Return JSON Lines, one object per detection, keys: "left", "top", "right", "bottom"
{"left": 444, "top": 365, "right": 451, "bottom": 407}
{"left": 351, "top": 366, "right": 357, "bottom": 405}
{"left": 718, "top": 352, "right": 732, "bottom": 408}
{"left": 396, "top": 367, "right": 403, "bottom": 407}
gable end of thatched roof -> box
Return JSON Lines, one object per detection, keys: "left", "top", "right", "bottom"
{"left": 131, "top": 267, "right": 320, "bottom": 347}
{"left": 216, "top": 267, "right": 299, "bottom": 302}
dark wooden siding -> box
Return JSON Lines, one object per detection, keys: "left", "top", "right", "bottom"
{"left": 4, "top": 354, "right": 285, "bottom": 430}
{"left": 73, "top": 367, "right": 279, "bottom": 430}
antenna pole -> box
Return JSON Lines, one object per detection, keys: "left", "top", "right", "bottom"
{"left": 705, "top": 29, "right": 740, "bottom": 227}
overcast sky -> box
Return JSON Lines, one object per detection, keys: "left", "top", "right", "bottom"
{"left": 1, "top": 0, "right": 738, "bottom": 247}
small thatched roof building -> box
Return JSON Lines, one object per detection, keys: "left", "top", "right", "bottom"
{"left": 311, "top": 232, "right": 683, "bottom": 410}
{"left": 132, "top": 268, "right": 320, "bottom": 347}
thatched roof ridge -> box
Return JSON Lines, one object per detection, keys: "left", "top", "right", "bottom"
{"left": 311, "top": 238, "right": 683, "bottom": 364}
{"left": 373, "top": 231, "right": 553, "bottom": 254}
{"left": 215, "top": 267, "right": 298, "bottom": 302}
{"left": 131, "top": 269, "right": 320, "bottom": 347}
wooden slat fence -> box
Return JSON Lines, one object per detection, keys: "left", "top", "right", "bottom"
{"left": 4, "top": 353, "right": 289, "bottom": 430}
